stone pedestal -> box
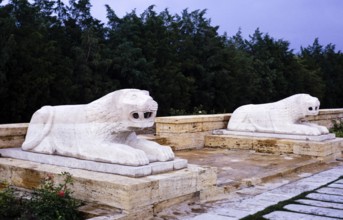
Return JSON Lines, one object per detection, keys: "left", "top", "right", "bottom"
{"left": 205, "top": 133, "right": 343, "bottom": 160}
{"left": 0, "top": 157, "right": 217, "bottom": 218}
{"left": 0, "top": 148, "right": 187, "bottom": 177}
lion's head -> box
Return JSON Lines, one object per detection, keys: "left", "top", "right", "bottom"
{"left": 294, "top": 94, "right": 320, "bottom": 118}
{"left": 87, "top": 89, "right": 158, "bottom": 133}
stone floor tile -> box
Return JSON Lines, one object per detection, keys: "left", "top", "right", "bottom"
{"left": 328, "top": 183, "right": 343, "bottom": 189}
{"left": 284, "top": 204, "right": 343, "bottom": 218}
{"left": 306, "top": 193, "right": 343, "bottom": 203}
{"left": 297, "top": 199, "right": 343, "bottom": 209}
{"left": 335, "top": 179, "right": 343, "bottom": 185}
{"left": 317, "top": 187, "right": 343, "bottom": 196}
{"left": 263, "top": 211, "right": 339, "bottom": 220}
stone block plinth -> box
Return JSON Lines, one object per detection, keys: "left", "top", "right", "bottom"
{"left": 155, "top": 114, "right": 231, "bottom": 150}
{"left": 0, "top": 123, "right": 28, "bottom": 148}
{"left": 0, "top": 157, "right": 217, "bottom": 217}
{"left": 205, "top": 134, "right": 343, "bottom": 160}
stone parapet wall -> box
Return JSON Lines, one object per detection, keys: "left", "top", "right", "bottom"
{"left": 155, "top": 114, "right": 231, "bottom": 150}
{"left": 156, "top": 109, "right": 343, "bottom": 150}
{"left": 0, "top": 123, "right": 28, "bottom": 149}
{"left": 305, "top": 109, "right": 343, "bottom": 128}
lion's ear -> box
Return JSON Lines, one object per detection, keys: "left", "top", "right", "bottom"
{"left": 142, "top": 90, "right": 149, "bottom": 96}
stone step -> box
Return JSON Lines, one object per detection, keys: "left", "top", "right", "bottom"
{"left": 264, "top": 211, "right": 339, "bottom": 220}
{"left": 284, "top": 204, "right": 343, "bottom": 218}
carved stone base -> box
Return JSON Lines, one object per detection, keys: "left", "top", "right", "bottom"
{"left": 0, "top": 157, "right": 216, "bottom": 217}
{"left": 0, "top": 148, "right": 187, "bottom": 177}
{"left": 205, "top": 134, "right": 343, "bottom": 160}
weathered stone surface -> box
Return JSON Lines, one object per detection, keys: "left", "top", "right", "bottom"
{"left": 264, "top": 211, "right": 338, "bottom": 220}
{"left": 205, "top": 134, "right": 343, "bottom": 159}
{"left": 284, "top": 204, "right": 343, "bottom": 218}
{"left": 335, "top": 179, "right": 343, "bottom": 184}
{"left": 0, "top": 148, "right": 187, "bottom": 177}
{"left": 306, "top": 193, "right": 343, "bottom": 203}
{"left": 317, "top": 187, "right": 343, "bottom": 196}
{"left": 22, "top": 89, "right": 175, "bottom": 166}
{"left": 306, "top": 108, "right": 343, "bottom": 128}
{"left": 0, "top": 157, "right": 213, "bottom": 211}
{"left": 0, "top": 123, "right": 28, "bottom": 148}
{"left": 297, "top": 199, "right": 343, "bottom": 209}
{"left": 155, "top": 114, "right": 231, "bottom": 150}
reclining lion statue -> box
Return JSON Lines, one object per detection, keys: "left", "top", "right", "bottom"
{"left": 22, "top": 89, "right": 174, "bottom": 166}
{"left": 227, "top": 94, "right": 329, "bottom": 135}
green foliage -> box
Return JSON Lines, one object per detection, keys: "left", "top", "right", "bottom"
{"left": 0, "top": 172, "right": 82, "bottom": 220}
{"left": 23, "top": 172, "right": 82, "bottom": 220}
{"left": 330, "top": 119, "right": 343, "bottom": 137}
{"left": 0, "top": 0, "right": 342, "bottom": 122}
{"left": 0, "top": 181, "right": 24, "bottom": 219}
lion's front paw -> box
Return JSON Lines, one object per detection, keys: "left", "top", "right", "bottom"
{"left": 154, "top": 145, "right": 175, "bottom": 162}
{"left": 318, "top": 125, "right": 329, "bottom": 134}
{"left": 126, "top": 149, "right": 150, "bottom": 166}
{"left": 304, "top": 127, "right": 321, "bottom": 136}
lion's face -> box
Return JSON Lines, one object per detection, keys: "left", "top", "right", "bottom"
{"left": 115, "top": 89, "right": 158, "bottom": 130}
{"left": 300, "top": 94, "right": 320, "bottom": 116}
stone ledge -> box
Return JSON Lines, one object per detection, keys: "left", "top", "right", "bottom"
{"left": 0, "top": 148, "right": 187, "bottom": 177}
{"left": 0, "top": 158, "right": 217, "bottom": 212}
{"left": 213, "top": 129, "right": 336, "bottom": 141}
{"left": 205, "top": 135, "right": 343, "bottom": 159}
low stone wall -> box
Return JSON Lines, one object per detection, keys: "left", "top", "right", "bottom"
{"left": 155, "top": 114, "right": 231, "bottom": 150}
{"left": 156, "top": 109, "right": 343, "bottom": 150}
{"left": 0, "top": 123, "right": 28, "bottom": 149}
{"left": 305, "top": 109, "right": 343, "bottom": 128}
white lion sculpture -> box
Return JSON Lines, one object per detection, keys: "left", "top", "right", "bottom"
{"left": 22, "top": 89, "right": 175, "bottom": 166}
{"left": 227, "top": 94, "right": 329, "bottom": 135}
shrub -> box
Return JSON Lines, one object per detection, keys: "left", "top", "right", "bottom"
{"left": 22, "top": 172, "right": 83, "bottom": 220}
{"left": 330, "top": 119, "right": 343, "bottom": 137}
{"left": 0, "top": 181, "right": 24, "bottom": 219}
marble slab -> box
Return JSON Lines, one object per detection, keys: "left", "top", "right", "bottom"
{"left": 213, "top": 129, "right": 336, "bottom": 141}
{"left": 0, "top": 148, "right": 187, "bottom": 177}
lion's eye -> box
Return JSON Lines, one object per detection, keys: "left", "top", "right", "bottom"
{"left": 133, "top": 113, "right": 139, "bottom": 119}
{"left": 308, "top": 107, "right": 313, "bottom": 111}
{"left": 144, "top": 112, "right": 152, "bottom": 119}
{"left": 315, "top": 106, "right": 318, "bottom": 110}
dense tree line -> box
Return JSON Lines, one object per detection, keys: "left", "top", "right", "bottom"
{"left": 0, "top": 0, "right": 342, "bottom": 123}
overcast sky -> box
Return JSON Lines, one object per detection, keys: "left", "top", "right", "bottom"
{"left": 90, "top": 0, "right": 343, "bottom": 52}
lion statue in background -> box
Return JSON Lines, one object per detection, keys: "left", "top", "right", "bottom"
{"left": 22, "top": 89, "right": 175, "bottom": 166}
{"left": 227, "top": 94, "right": 329, "bottom": 135}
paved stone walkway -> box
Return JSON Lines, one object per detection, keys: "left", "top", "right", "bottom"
{"left": 190, "top": 165, "right": 343, "bottom": 220}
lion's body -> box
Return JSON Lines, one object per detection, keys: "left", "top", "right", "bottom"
{"left": 227, "top": 94, "right": 329, "bottom": 135}
{"left": 22, "top": 89, "right": 174, "bottom": 166}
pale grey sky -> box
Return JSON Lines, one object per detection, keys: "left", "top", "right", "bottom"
{"left": 90, "top": 0, "right": 343, "bottom": 52}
